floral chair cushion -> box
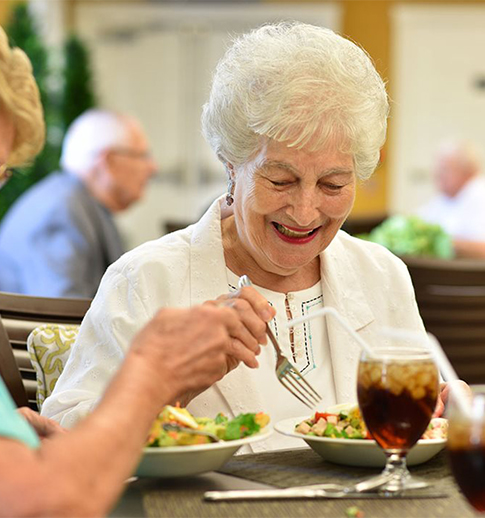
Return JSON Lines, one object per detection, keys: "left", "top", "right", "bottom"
{"left": 27, "top": 324, "right": 79, "bottom": 411}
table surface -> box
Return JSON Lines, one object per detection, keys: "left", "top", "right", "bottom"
{"left": 110, "top": 448, "right": 477, "bottom": 518}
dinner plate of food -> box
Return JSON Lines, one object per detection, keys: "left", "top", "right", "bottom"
{"left": 275, "top": 403, "right": 447, "bottom": 468}
{"left": 136, "top": 405, "right": 272, "bottom": 477}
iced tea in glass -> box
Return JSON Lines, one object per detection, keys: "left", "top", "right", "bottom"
{"left": 448, "top": 385, "right": 485, "bottom": 512}
{"left": 357, "top": 346, "right": 439, "bottom": 494}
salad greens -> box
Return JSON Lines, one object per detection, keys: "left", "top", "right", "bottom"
{"left": 359, "top": 215, "right": 453, "bottom": 259}
{"left": 146, "top": 405, "right": 270, "bottom": 447}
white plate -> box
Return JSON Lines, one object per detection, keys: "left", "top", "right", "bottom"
{"left": 136, "top": 426, "right": 273, "bottom": 477}
{"left": 275, "top": 416, "right": 446, "bottom": 468}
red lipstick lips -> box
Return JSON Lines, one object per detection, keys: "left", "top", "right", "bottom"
{"left": 272, "top": 222, "right": 320, "bottom": 244}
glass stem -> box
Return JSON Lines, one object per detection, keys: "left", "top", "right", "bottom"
{"left": 380, "top": 452, "right": 410, "bottom": 494}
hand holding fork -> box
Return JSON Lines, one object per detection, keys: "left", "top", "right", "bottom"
{"left": 238, "top": 275, "right": 322, "bottom": 409}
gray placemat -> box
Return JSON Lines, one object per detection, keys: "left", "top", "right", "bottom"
{"left": 218, "top": 448, "right": 451, "bottom": 492}
{"left": 141, "top": 450, "right": 475, "bottom": 518}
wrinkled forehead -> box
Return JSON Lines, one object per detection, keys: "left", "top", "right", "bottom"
{"left": 243, "top": 137, "right": 355, "bottom": 175}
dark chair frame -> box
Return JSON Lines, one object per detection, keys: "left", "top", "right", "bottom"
{"left": 402, "top": 256, "right": 485, "bottom": 384}
{"left": 0, "top": 292, "right": 91, "bottom": 408}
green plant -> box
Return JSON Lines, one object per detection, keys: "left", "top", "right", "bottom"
{"left": 61, "top": 35, "right": 96, "bottom": 131}
{"left": 359, "top": 215, "right": 454, "bottom": 259}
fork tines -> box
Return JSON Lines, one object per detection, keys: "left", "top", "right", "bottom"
{"left": 278, "top": 363, "right": 322, "bottom": 409}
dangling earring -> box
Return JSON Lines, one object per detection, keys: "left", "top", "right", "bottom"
{"left": 226, "top": 178, "right": 235, "bottom": 206}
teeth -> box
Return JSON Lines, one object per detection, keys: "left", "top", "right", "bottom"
{"left": 275, "top": 223, "right": 313, "bottom": 238}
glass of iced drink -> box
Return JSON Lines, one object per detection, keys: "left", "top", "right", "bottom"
{"left": 357, "top": 346, "right": 439, "bottom": 494}
{"left": 448, "top": 385, "right": 485, "bottom": 513}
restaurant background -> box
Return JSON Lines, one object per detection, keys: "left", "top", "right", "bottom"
{"left": 0, "top": 0, "right": 484, "bottom": 251}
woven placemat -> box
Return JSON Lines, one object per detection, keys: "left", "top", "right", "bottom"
{"left": 218, "top": 448, "right": 451, "bottom": 490}
{"left": 141, "top": 449, "right": 475, "bottom": 518}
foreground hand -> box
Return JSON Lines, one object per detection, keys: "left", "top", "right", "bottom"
{"left": 433, "top": 380, "right": 471, "bottom": 417}
{"left": 207, "top": 286, "right": 276, "bottom": 373}
{"left": 17, "top": 407, "right": 66, "bottom": 439}
{"left": 130, "top": 304, "right": 263, "bottom": 404}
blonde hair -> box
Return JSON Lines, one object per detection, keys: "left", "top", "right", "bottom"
{"left": 0, "top": 26, "right": 44, "bottom": 167}
{"left": 202, "top": 22, "right": 389, "bottom": 180}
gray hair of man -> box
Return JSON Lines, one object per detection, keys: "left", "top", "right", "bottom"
{"left": 202, "top": 22, "right": 389, "bottom": 180}
{"left": 437, "top": 140, "right": 482, "bottom": 176}
{"left": 60, "top": 109, "right": 132, "bottom": 177}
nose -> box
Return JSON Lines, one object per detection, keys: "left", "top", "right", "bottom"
{"left": 288, "top": 187, "right": 321, "bottom": 227}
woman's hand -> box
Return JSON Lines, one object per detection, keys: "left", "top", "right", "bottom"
{"left": 433, "top": 380, "right": 471, "bottom": 417}
{"left": 17, "top": 407, "right": 66, "bottom": 439}
{"left": 207, "top": 286, "right": 276, "bottom": 373}
{"left": 129, "top": 303, "right": 267, "bottom": 407}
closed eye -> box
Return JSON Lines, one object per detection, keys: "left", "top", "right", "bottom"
{"left": 270, "top": 180, "right": 293, "bottom": 187}
{"left": 325, "top": 184, "right": 345, "bottom": 190}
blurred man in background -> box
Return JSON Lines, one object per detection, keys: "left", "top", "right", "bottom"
{"left": 419, "top": 141, "right": 485, "bottom": 258}
{"left": 0, "top": 109, "right": 156, "bottom": 297}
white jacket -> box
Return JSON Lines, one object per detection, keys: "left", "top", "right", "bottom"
{"left": 42, "top": 196, "right": 426, "bottom": 451}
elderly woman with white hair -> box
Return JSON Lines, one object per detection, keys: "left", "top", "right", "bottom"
{"left": 43, "top": 22, "right": 449, "bottom": 450}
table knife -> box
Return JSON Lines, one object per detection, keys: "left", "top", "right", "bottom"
{"left": 204, "top": 487, "right": 448, "bottom": 501}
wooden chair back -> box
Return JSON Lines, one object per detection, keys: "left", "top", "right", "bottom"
{"left": 402, "top": 256, "right": 485, "bottom": 384}
{"left": 0, "top": 292, "right": 91, "bottom": 408}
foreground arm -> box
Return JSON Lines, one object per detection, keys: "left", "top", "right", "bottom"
{"left": 0, "top": 305, "right": 255, "bottom": 518}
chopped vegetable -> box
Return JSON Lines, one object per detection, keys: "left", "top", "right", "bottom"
{"left": 146, "top": 407, "right": 270, "bottom": 447}
{"left": 295, "top": 406, "right": 447, "bottom": 441}
{"left": 345, "top": 505, "right": 365, "bottom": 518}
{"left": 422, "top": 418, "right": 448, "bottom": 440}
{"left": 295, "top": 407, "right": 369, "bottom": 439}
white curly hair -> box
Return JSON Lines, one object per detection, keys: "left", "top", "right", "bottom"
{"left": 0, "top": 26, "right": 44, "bottom": 167}
{"left": 202, "top": 22, "right": 389, "bottom": 180}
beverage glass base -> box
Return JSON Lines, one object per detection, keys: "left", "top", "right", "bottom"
{"left": 375, "top": 452, "right": 431, "bottom": 495}
{"left": 377, "top": 473, "right": 430, "bottom": 496}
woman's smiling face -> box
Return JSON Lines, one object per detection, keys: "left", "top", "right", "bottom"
{"left": 231, "top": 140, "right": 356, "bottom": 277}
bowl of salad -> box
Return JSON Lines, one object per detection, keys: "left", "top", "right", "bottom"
{"left": 136, "top": 405, "right": 272, "bottom": 477}
{"left": 275, "top": 403, "right": 447, "bottom": 468}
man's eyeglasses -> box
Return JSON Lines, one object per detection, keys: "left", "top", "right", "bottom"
{"left": 109, "top": 148, "right": 152, "bottom": 161}
{"left": 0, "top": 164, "right": 15, "bottom": 189}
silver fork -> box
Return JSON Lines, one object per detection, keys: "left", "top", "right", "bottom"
{"left": 238, "top": 275, "right": 322, "bottom": 409}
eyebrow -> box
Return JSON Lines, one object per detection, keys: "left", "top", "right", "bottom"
{"left": 261, "top": 159, "right": 354, "bottom": 177}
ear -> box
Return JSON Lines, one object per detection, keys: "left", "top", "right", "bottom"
{"left": 96, "top": 149, "right": 111, "bottom": 170}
